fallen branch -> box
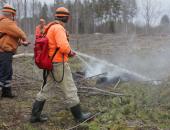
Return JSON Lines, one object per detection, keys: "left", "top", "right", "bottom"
{"left": 13, "top": 53, "right": 34, "bottom": 58}
{"left": 78, "top": 91, "right": 123, "bottom": 97}
{"left": 79, "top": 87, "right": 129, "bottom": 97}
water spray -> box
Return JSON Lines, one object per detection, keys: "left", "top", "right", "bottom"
{"left": 76, "top": 55, "right": 92, "bottom": 69}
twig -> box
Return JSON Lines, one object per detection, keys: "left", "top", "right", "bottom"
{"left": 113, "top": 78, "right": 121, "bottom": 90}
{"left": 65, "top": 112, "right": 101, "bottom": 130}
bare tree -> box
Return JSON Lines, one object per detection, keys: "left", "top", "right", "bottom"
{"left": 32, "top": 0, "right": 35, "bottom": 24}
{"left": 141, "top": 0, "right": 162, "bottom": 34}
{"left": 75, "top": 0, "right": 79, "bottom": 49}
{"left": 16, "top": 0, "right": 21, "bottom": 22}
{"left": 121, "top": 0, "right": 137, "bottom": 33}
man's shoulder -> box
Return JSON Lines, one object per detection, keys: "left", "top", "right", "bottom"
{"left": 51, "top": 22, "right": 63, "bottom": 29}
{"left": 0, "top": 17, "right": 16, "bottom": 28}
{"left": 47, "top": 21, "right": 64, "bottom": 30}
{"left": 2, "top": 18, "right": 17, "bottom": 27}
{"left": 52, "top": 24, "right": 64, "bottom": 32}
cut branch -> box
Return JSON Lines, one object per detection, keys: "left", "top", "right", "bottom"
{"left": 79, "top": 87, "right": 129, "bottom": 97}
{"left": 13, "top": 53, "right": 34, "bottom": 58}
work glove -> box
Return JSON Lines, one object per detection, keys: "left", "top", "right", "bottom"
{"left": 21, "top": 41, "right": 31, "bottom": 46}
{"left": 68, "top": 50, "right": 76, "bottom": 57}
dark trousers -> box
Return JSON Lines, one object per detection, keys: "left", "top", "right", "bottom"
{"left": 0, "top": 52, "right": 13, "bottom": 88}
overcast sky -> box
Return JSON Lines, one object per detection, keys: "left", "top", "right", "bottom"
{"left": 39, "top": 0, "right": 54, "bottom": 3}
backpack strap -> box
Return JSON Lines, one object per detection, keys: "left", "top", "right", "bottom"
{"left": 43, "top": 21, "right": 60, "bottom": 37}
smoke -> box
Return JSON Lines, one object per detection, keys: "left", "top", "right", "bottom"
{"left": 110, "top": 35, "right": 170, "bottom": 81}
{"left": 76, "top": 34, "right": 170, "bottom": 82}
{"left": 76, "top": 50, "right": 150, "bottom": 82}
{"left": 85, "top": 61, "right": 106, "bottom": 77}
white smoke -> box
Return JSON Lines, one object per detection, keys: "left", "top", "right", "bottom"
{"left": 76, "top": 51, "right": 150, "bottom": 81}
{"left": 75, "top": 34, "right": 170, "bottom": 83}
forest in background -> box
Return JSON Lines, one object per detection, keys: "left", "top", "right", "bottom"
{"left": 0, "top": 0, "right": 170, "bottom": 35}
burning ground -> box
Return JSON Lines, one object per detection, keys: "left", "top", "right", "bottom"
{"left": 1, "top": 34, "right": 170, "bottom": 130}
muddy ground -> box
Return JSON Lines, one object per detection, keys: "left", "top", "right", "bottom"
{"left": 1, "top": 34, "right": 170, "bottom": 130}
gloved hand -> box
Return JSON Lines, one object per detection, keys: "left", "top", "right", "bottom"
{"left": 22, "top": 42, "right": 30, "bottom": 46}
{"left": 68, "top": 50, "right": 76, "bottom": 57}
{"left": 21, "top": 41, "right": 31, "bottom": 46}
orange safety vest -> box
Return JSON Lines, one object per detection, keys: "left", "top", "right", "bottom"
{"left": 46, "top": 21, "right": 71, "bottom": 63}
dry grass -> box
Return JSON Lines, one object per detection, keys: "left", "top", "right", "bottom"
{"left": 1, "top": 34, "right": 170, "bottom": 130}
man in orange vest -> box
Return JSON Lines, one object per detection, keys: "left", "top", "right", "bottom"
{"left": 0, "top": 4, "right": 29, "bottom": 98}
{"left": 35, "top": 18, "right": 46, "bottom": 38}
{"left": 30, "top": 7, "right": 92, "bottom": 123}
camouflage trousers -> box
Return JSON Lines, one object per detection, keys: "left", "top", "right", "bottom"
{"left": 36, "top": 62, "right": 80, "bottom": 108}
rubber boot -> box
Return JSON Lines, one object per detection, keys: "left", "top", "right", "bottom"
{"left": 30, "top": 100, "right": 48, "bottom": 123}
{"left": 1, "top": 87, "right": 16, "bottom": 98}
{"left": 70, "top": 104, "right": 92, "bottom": 122}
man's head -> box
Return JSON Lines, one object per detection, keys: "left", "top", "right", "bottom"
{"left": 55, "top": 7, "right": 70, "bottom": 23}
{"left": 1, "top": 4, "right": 16, "bottom": 20}
{"left": 39, "top": 19, "right": 45, "bottom": 27}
